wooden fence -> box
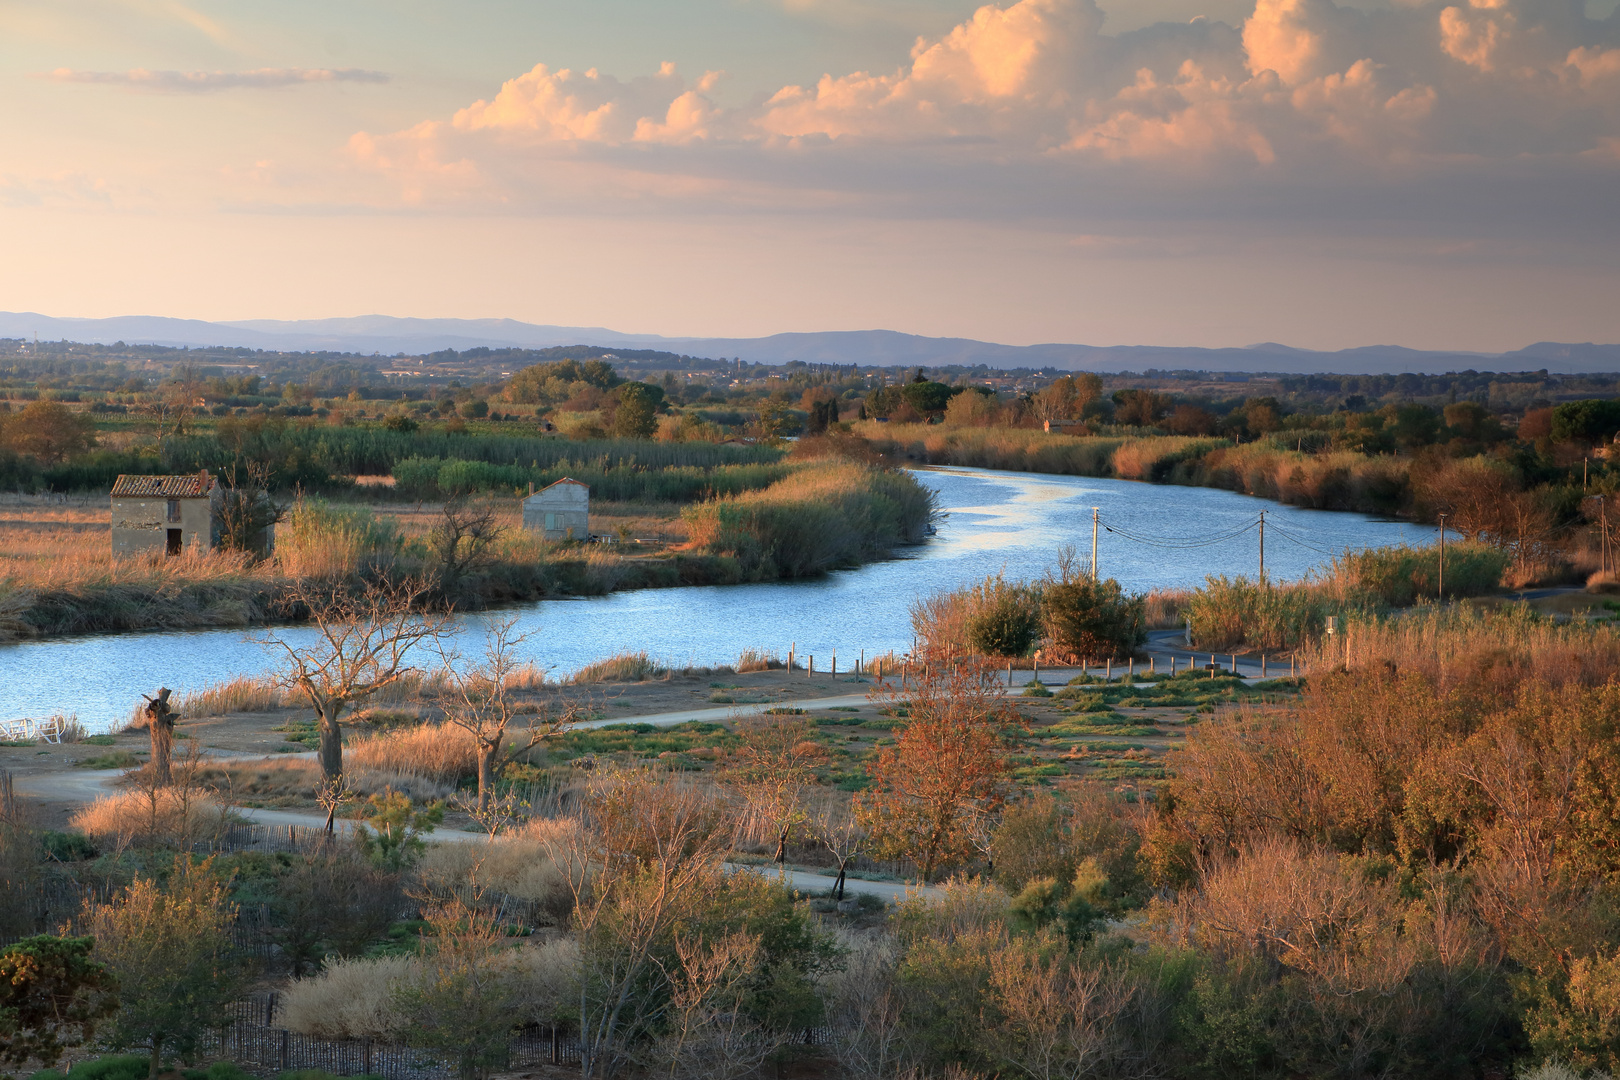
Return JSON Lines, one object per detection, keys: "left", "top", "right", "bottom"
{"left": 218, "top": 995, "right": 583, "bottom": 1079}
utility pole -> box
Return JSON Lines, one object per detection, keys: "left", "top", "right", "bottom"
{"left": 1258, "top": 511, "right": 1266, "bottom": 584}
{"left": 1437, "top": 512, "right": 1447, "bottom": 601}
{"left": 1090, "top": 507, "right": 1100, "bottom": 579}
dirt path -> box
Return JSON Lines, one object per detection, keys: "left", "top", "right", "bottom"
{"left": 9, "top": 689, "right": 935, "bottom": 902}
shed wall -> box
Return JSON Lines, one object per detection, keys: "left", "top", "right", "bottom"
{"left": 522, "top": 485, "right": 590, "bottom": 541}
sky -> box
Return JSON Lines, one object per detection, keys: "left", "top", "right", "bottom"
{"left": 0, "top": 0, "right": 1617, "bottom": 352}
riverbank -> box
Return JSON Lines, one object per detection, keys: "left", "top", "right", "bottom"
{"left": 856, "top": 422, "right": 1411, "bottom": 517}
{"left": 0, "top": 459, "right": 936, "bottom": 642}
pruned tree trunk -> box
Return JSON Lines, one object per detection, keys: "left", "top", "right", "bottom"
{"left": 477, "top": 742, "right": 499, "bottom": 812}
{"left": 143, "top": 688, "right": 175, "bottom": 786}
{"left": 317, "top": 711, "right": 344, "bottom": 786}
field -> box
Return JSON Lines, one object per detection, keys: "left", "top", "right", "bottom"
{"left": 0, "top": 455, "right": 935, "bottom": 640}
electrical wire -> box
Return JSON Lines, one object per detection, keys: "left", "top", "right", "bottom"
{"left": 1099, "top": 517, "right": 1258, "bottom": 550}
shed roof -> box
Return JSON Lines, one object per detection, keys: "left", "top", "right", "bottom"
{"left": 525, "top": 478, "right": 589, "bottom": 499}
{"left": 110, "top": 472, "right": 217, "bottom": 498}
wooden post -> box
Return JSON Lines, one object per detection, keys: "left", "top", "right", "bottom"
{"left": 859, "top": 649, "right": 864, "bottom": 677}
{"left": 1150, "top": 656, "right": 1155, "bottom": 675}
{"left": 1129, "top": 656, "right": 1135, "bottom": 679}
{"left": 809, "top": 655, "right": 814, "bottom": 677}
{"left": 552, "top": 1026, "right": 562, "bottom": 1065}
{"left": 1106, "top": 657, "right": 1112, "bottom": 681}
{"left": 1210, "top": 654, "right": 1215, "bottom": 678}
{"left": 141, "top": 687, "right": 176, "bottom": 786}
{"left": 1230, "top": 654, "right": 1237, "bottom": 674}
{"left": 1292, "top": 654, "right": 1297, "bottom": 678}
{"left": 1261, "top": 654, "right": 1267, "bottom": 678}
{"left": 1032, "top": 657, "right": 1039, "bottom": 685}
{"left": 364, "top": 1038, "right": 372, "bottom": 1075}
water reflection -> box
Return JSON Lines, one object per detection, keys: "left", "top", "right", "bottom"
{"left": 6, "top": 466, "right": 1432, "bottom": 729}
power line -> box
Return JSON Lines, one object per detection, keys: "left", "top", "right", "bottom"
{"left": 1100, "top": 517, "right": 1258, "bottom": 550}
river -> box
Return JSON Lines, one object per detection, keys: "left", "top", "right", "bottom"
{"left": 7, "top": 466, "right": 1433, "bottom": 730}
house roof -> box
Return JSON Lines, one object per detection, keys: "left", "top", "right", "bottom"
{"left": 525, "top": 477, "right": 589, "bottom": 499}
{"left": 110, "top": 472, "right": 217, "bottom": 498}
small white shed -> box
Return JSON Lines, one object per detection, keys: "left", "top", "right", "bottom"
{"left": 523, "top": 478, "right": 590, "bottom": 541}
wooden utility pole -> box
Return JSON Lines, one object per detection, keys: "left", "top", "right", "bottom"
{"left": 1091, "top": 507, "right": 1100, "bottom": 579}
{"left": 141, "top": 687, "right": 176, "bottom": 786}
{"left": 1438, "top": 513, "right": 1447, "bottom": 601}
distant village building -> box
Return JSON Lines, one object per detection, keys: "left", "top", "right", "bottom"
{"left": 110, "top": 471, "right": 222, "bottom": 556}
{"left": 522, "top": 478, "right": 590, "bottom": 541}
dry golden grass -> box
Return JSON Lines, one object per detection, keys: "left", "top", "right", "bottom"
{"left": 69, "top": 788, "right": 232, "bottom": 848}
{"left": 175, "top": 675, "right": 288, "bottom": 718}
{"left": 347, "top": 722, "right": 480, "bottom": 784}
{"left": 572, "top": 651, "right": 669, "bottom": 684}
{"left": 1300, "top": 604, "right": 1620, "bottom": 687}
{"left": 735, "top": 648, "right": 783, "bottom": 673}
{"left": 280, "top": 955, "right": 415, "bottom": 1040}
{"left": 1143, "top": 587, "right": 1194, "bottom": 629}
{"left": 417, "top": 833, "right": 571, "bottom": 906}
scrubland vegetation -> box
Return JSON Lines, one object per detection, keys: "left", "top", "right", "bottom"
{"left": 10, "top": 601, "right": 1620, "bottom": 1078}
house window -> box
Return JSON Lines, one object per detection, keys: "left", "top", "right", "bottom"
{"left": 545, "top": 512, "right": 557, "bottom": 531}
{"left": 166, "top": 499, "right": 181, "bottom": 523}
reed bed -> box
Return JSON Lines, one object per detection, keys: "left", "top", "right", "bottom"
{"left": 1143, "top": 588, "right": 1193, "bottom": 629}
{"left": 346, "top": 722, "right": 479, "bottom": 785}
{"left": 682, "top": 461, "right": 936, "bottom": 578}
{"left": 175, "top": 675, "right": 288, "bottom": 718}
{"left": 572, "top": 651, "right": 669, "bottom": 684}
{"left": 734, "top": 648, "right": 784, "bottom": 673}
{"left": 274, "top": 498, "right": 403, "bottom": 580}
{"left": 857, "top": 422, "right": 1124, "bottom": 477}
{"left": 1299, "top": 604, "right": 1620, "bottom": 688}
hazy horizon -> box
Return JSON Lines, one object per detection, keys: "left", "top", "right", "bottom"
{"left": 4, "top": 0, "right": 1618, "bottom": 351}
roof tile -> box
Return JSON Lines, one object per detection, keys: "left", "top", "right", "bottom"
{"left": 110, "top": 473, "right": 217, "bottom": 498}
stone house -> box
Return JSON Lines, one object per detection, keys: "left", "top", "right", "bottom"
{"left": 522, "top": 478, "right": 590, "bottom": 541}
{"left": 111, "top": 471, "right": 223, "bottom": 556}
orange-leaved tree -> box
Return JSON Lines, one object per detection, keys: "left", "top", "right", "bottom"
{"left": 855, "top": 655, "right": 1019, "bottom": 883}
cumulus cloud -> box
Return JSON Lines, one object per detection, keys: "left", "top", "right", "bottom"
{"left": 347, "top": 0, "right": 1620, "bottom": 210}
{"left": 43, "top": 67, "right": 389, "bottom": 92}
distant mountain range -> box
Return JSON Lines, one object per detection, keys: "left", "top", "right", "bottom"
{"left": 2, "top": 311, "right": 1617, "bottom": 375}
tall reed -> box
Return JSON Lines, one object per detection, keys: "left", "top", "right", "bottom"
{"left": 681, "top": 461, "right": 935, "bottom": 578}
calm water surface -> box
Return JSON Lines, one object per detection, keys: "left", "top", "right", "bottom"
{"left": 8, "top": 466, "right": 1433, "bottom": 730}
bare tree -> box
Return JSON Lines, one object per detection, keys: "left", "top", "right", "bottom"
{"left": 723, "top": 713, "right": 821, "bottom": 865}
{"left": 647, "top": 930, "right": 788, "bottom": 1080}
{"left": 808, "top": 797, "right": 869, "bottom": 901}
{"left": 434, "top": 618, "right": 577, "bottom": 813}
{"left": 430, "top": 498, "right": 504, "bottom": 589}
{"left": 217, "top": 459, "right": 285, "bottom": 556}
{"left": 257, "top": 579, "right": 447, "bottom": 825}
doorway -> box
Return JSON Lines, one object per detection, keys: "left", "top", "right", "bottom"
{"left": 166, "top": 529, "right": 183, "bottom": 556}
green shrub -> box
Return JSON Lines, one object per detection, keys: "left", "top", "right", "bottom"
{"left": 964, "top": 576, "right": 1043, "bottom": 657}
{"left": 34, "top": 1055, "right": 150, "bottom": 1080}
{"left": 40, "top": 831, "right": 98, "bottom": 861}
{"left": 1041, "top": 575, "right": 1145, "bottom": 662}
